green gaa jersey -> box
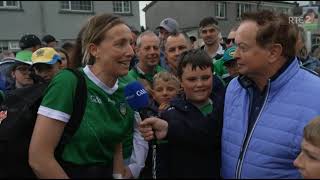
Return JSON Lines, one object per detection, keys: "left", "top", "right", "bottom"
{"left": 126, "top": 64, "right": 166, "bottom": 84}
{"left": 38, "top": 66, "right": 134, "bottom": 165}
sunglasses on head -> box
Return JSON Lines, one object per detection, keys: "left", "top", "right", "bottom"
{"left": 226, "top": 38, "right": 235, "bottom": 44}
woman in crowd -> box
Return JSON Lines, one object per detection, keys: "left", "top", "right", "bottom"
{"left": 28, "top": 13, "right": 135, "bottom": 178}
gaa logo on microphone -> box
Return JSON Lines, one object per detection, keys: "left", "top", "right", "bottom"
{"left": 136, "top": 89, "right": 147, "bottom": 96}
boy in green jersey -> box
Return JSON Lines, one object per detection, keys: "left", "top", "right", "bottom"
{"left": 139, "top": 49, "right": 223, "bottom": 178}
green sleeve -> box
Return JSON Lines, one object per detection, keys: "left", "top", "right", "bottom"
{"left": 127, "top": 69, "right": 139, "bottom": 81}
{"left": 119, "top": 74, "right": 136, "bottom": 86}
{"left": 39, "top": 69, "right": 79, "bottom": 121}
{"left": 214, "top": 59, "right": 228, "bottom": 77}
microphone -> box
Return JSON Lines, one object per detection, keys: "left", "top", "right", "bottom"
{"left": 124, "top": 81, "right": 157, "bottom": 120}
{"left": 124, "top": 81, "right": 158, "bottom": 179}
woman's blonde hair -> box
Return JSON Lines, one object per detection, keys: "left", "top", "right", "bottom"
{"left": 71, "top": 13, "right": 125, "bottom": 67}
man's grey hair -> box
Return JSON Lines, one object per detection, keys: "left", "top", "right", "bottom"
{"left": 136, "top": 30, "right": 159, "bottom": 48}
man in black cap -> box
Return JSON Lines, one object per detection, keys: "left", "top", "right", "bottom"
{"left": 19, "top": 34, "right": 42, "bottom": 52}
{"left": 42, "top": 34, "right": 58, "bottom": 48}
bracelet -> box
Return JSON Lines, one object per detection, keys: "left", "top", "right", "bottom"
{"left": 113, "top": 173, "right": 123, "bottom": 179}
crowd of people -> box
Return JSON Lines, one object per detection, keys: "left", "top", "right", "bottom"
{"left": 0, "top": 9, "right": 320, "bottom": 179}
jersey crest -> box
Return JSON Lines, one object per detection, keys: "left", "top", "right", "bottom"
{"left": 119, "top": 102, "right": 127, "bottom": 116}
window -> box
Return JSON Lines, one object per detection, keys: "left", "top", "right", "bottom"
{"left": 237, "top": 3, "right": 251, "bottom": 18}
{"left": 61, "top": 1, "right": 92, "bottom": 12}
{"left": 113, "top": 1, "right": 131, "bottom": 14}
{"left": 9, "top": 41, "right": 20, "bottom": 50}
{"left": 0, "top": 41, "right": 8, "bottom": 52}
{"left": 0, "top": 1, "right": 20, "bottom": 9}
{"left": 277, "top": 7, "right": 289, "bottom": 14}
{"left": 215, "top": 2, "right": 226, "bottom": 18}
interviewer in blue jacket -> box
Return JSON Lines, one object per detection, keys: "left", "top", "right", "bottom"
{"left": 138, "top": 49, "right": 223, "bottom": 178}
{"left": 221, "top": 10, "right": 320, "bottom": 178}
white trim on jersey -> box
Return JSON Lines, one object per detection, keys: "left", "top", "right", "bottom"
{"left": 38, "top": 105, "right": 71, "bottom": 123}
{"left": 83, "top": 65, "right": 119, "bottom": 95}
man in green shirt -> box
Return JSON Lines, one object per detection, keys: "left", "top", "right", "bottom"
{"left": 121, "top": 30, "right": 165, "bottom": 178}
{"left": 126, "top": 31, "right": 166, "bottom": 85}
{"left": 198, "top": 17, "right": 228, "bottom": 80}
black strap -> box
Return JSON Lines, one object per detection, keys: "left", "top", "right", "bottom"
{"left": 64, "top": 68, "right": 87, "bottom": 137}
{"left": 55, "top": 68, "right": 87, "bottom": 158}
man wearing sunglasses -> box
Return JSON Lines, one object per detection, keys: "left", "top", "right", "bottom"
{"left": 226, "top": 25, "right": 238, "bottom": 49}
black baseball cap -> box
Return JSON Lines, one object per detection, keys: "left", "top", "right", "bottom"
{"left": 19, "top": 34, "right": 41, "bottom": 50}
{"left": 42, "top": 34, "right": 58, "bottom": 44}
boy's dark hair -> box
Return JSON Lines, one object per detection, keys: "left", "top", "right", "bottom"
{"left": 61, "top": 42, "right": 75, "bottom": 52}
{"left": 177, "top": 49, "right": 212, "bottom": 79}
{"left": 199, "top": 16, "right": 218, "bottom": 28}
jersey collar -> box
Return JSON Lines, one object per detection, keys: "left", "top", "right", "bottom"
{"left": 83, "top": 65, "right": 119, "bottom": 95}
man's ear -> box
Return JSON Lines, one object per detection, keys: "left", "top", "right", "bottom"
{"left": 268, "top": 43, "right": 283, "bottom": 63}
{"left": 11, "top": 71, "right": 15, "bottom": 79}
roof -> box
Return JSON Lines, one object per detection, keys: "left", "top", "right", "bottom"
{"left": 143, "top": 1, "right": 157, "bottom": 12}
{"left": 269, "top": 1, "right": 298, "bottom": 6}
{"left": 143, "top": 1, "right": 298, "bottom": 12}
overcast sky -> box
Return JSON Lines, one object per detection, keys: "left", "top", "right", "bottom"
{"left": 139, "top": 1, "right": 313, "bottom": 27}
{"left": 139, "top": 1, "right": 151, "bottom": 28}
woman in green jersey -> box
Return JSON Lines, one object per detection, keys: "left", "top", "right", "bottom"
{"left": 28, "top": 13, "right": 135, "bottom": 178}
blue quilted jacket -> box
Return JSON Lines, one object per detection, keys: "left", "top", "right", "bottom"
{"left": 221, "top": 58, "right": 320, "bottom": 179}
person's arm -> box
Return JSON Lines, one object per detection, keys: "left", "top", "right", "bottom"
{"left": 125, "top": 112, "right": 149, "bottom": 179}
{"left": 113, "top": 143, "right": 125, "bottom": 179}
{"left": 29, "top": 69, "right": 78, "bottom": 178}
{"left": 29, "top": 115, "right": 69, "bottom": 179}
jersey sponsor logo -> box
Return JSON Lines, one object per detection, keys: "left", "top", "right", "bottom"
{"left": 90, "top": 95, "right": 102, "bottom": 104}
{"left": 119, "top": 102, "right": 127, "bottom": 116}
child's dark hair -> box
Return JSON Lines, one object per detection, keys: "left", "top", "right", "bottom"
{"left": 177, "top": 49, "right": 212, "bottom": 79}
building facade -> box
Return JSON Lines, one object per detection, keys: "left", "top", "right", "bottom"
{"left": 0, "top": 1, "right": 140, "bottom": 52}
{"left": 143, "top": 1, "right": 297, "bottom": 40}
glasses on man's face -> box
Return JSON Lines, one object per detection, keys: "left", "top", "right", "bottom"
{"left": 15, "top": 66, "right": 31, "bottom": 73}
{"left": 226, "top": 38, "right": 235, "bottom": 44}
